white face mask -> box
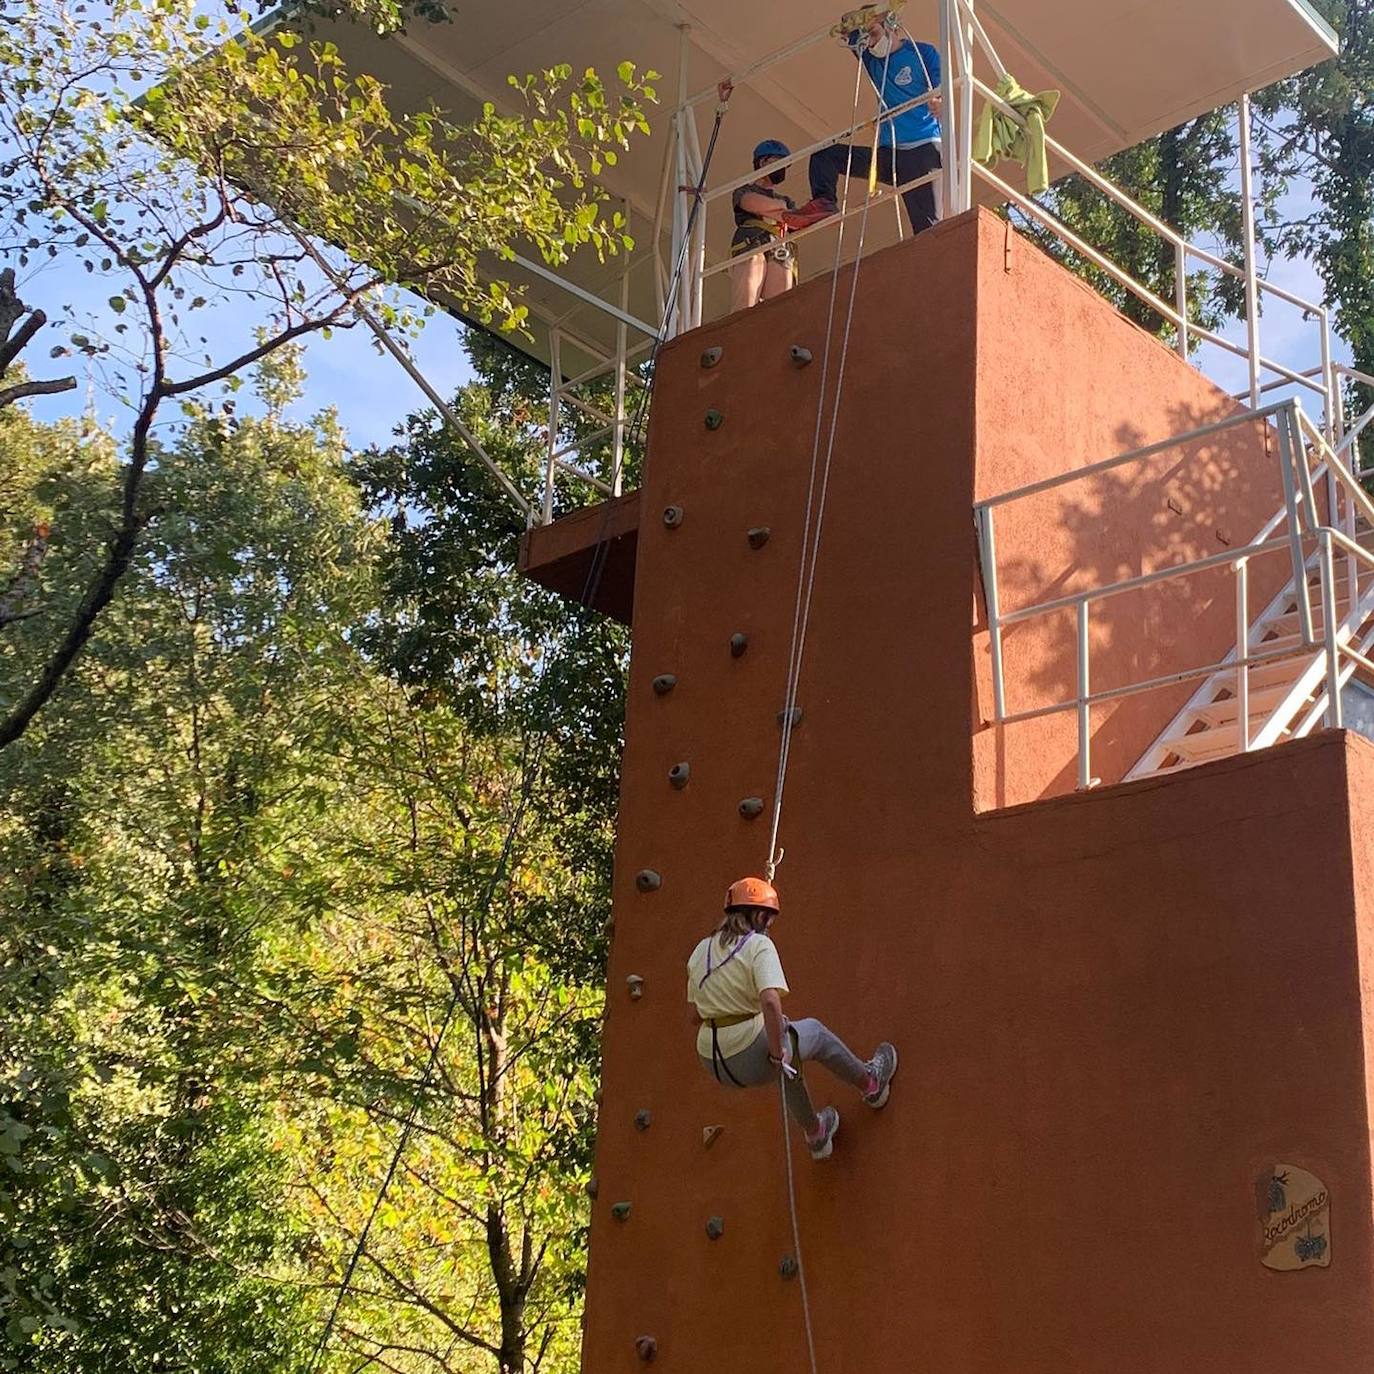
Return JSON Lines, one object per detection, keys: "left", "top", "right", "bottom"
{"left": 868, "top": 32, "right": 893, "bottom": 58}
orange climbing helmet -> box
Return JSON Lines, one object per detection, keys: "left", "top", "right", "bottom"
{"left": 724, "top": 876, "right": 780, "bottom": 914}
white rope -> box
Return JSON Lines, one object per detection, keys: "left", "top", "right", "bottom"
{"left": 766, "top": 36, "right": 896, "bottom": 881}
{"left": 779, "top": 1071, "right": 819, "bottom": 1374}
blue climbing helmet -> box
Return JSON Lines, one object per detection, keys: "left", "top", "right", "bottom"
{"left": 752, "top": 138, "right": 790, "bottom": 185}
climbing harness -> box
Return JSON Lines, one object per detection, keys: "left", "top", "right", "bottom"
{"left": 698, "top": 930, "right": 755, "bottom": 987}
{"left": 699, "top": 933, "right": 758, "bottom": 1086}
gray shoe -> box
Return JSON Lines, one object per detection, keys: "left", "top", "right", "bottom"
{"left": 806, "top": 1106, "right": 840, "bottom": 1160}
{"left": 863, "top": 1042, "right": 898, "bottom": 1108}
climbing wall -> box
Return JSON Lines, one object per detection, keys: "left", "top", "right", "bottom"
{"left": 552, "top": 209, "right": 1374, "bottom": 1373}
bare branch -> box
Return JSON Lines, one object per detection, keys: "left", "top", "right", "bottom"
{"left": 0, "top": 376, "right": 78, "bottom": 410}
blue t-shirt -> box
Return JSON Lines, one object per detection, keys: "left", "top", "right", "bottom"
{"left": 851, "top": 36, "right": 942, "bottom": 149}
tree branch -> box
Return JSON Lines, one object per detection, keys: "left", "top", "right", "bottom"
{"left": 0, "top": 376, "right": 78, "bottom": 410}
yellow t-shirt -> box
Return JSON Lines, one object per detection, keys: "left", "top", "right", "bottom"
{"left": 686, "top": 931, "right": 789, "bottom": 1059}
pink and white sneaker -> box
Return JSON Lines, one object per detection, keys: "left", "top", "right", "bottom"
{"left": 807, "top": 1106, "right": 840, "bottom": 1160}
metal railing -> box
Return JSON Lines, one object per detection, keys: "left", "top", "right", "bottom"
{"left": 975, "top": 396, "right": 1374, "bottom": 789}
{"left": 534, "top": 0, "right": 1357, "bottom": 524}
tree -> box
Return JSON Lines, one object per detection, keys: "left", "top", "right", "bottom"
{"left": 1253, "top": 0, "right": 1374, "bottom": 447}
{"left": 0, "top": 348, "right": 626, "bottom": 1370}
{"left": 0, "top": 362, "right": 376, "bottom": 1371}
{"left": 1011, "top": 111, "right": 1246, "bottom": 346}
{"left": 0, "top": 0, "right": 654, "bottom": 746}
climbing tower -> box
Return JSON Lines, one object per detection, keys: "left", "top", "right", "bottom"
{"left": 296, "top": 0, "right": 1373, "bottom": 1366}
{"left": 522, "top": 205, "right": 1374, "bottom": 1371}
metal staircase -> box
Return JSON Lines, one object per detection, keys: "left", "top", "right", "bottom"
{"left": 1128, "top": 519, "right": 1374, "bottom": 779}
{"left": 976, "top": 395, "right": 1374, "bottom": 794}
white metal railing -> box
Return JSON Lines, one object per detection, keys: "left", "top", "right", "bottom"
{"left": 657, "top": 0, "right": 1344, "bottom": 419}
{"left": 535, "top": 0, "right": 1360, "bottom": 525}
{"left": 975, "top": 396, "right": 1374, "bottom": 789}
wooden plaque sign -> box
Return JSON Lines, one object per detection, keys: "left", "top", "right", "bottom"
{"left": 1256, "top": 1164, "right": 1331, "bottom": 1271}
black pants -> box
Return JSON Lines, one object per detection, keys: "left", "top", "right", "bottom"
{"left": 808, "top": 141, "right": 942, "bottom": 235}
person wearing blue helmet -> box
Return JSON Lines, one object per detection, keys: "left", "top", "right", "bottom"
{"left": 729, "top": 134, "right": 800, "bottom": 313}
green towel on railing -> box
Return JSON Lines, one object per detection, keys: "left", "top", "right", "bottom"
{"left": 973, "top": 73, "right": 1061, "bottom": 196}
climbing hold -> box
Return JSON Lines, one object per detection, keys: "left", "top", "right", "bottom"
{"left": 652, "top": 674, "right": 677, "bottom": 696}
{"left": 705, "top": 1215, "right": 725, "bottom": 1241}
{"left": 729, "top": 632, "right": 749, "bottom": 658}
{"left": 668, "top": 761, "right": 690, "bottom": 790}
{"left": 602, "top": 915, "right": 615, "bottom": 938}
{"left": 779, "top": 1254, "right": 799, "bottom": 1280}
{"left": 585, "top": 1177, "right": 599, "bottom": 1200}
{"left": 611, "top": 1201, "right": 632, "bottom": 1222}
{"left": 635, "top": 869, "right": 662, "bottom": 893}
{"left": 738, "top": 797, "right": 764, "bottom": 819}
{"left": 704, "top": 408, "right": 725, "bottom": 431}
{"left": 626, "top": 974, "right": 645, "bottom": 1000}
{"left": 702, "top": 1124, "right": 724, "bottom": 1149}
{"left": 700, "top": 346, "right": 722, "bottom": 369}
{"left": 634, "top": 1109, "right": 652, "bottom": 1132}
{"left": 790, "top": 344, "right": 813, "bottom": 366}
{"left": 662, "top": 504, "right": 684, "bottom": 528}
{"left": 777, "top": 706, "right": 803, "bottom": 730}
{"left": 747, "top": 526, "right": 771, "bottom": 549}
{"left": 635, "top": 1335, "right": 658, "bottom": 1363}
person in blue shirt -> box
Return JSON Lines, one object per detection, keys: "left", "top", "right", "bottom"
{"left": 789, "top": 7, "right": 943, "bottom": 236}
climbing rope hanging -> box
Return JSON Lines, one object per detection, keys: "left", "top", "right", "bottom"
{"left": 764, "top": 36, "right": 898, "bottom": 1374}
{"left": 766, "top": 33, "right": 896, "bottom": 885}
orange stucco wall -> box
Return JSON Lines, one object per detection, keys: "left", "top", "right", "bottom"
{"left": 572, "top": 211, "right": 1374, "bottom": 1372}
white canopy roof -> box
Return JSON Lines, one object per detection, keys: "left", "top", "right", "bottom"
{"left": 294, "top": 0, "right": 1337, "bottom": 369}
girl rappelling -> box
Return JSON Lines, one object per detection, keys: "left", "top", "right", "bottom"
{"left": 686, "top": 876, "right": 898, "bottom": 1159}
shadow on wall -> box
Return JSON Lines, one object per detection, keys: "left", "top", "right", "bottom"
{"left": 978, "top": 393, "right": 1292, "bottom": 803}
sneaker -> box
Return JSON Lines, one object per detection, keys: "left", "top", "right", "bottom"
{"left": 863, "top": 1042, "right": 898, "bottom": 1108}
{"left": 806, "top": 1106, "right": 840, "bottom": 1160}
{"left": 783, "top": 197, "right": 839, "bottom": 230}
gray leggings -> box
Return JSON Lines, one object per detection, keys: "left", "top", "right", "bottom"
{"left": 699, "top": 1018, "right": 871, "bottom": 1136}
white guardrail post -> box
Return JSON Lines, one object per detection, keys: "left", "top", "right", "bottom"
{"left": 1239, "top": 93, "right": 1262, "bottom": 408}
{"left": 1076, "top": 599, "right": 1092, "bottom": 790}
{"left": 1235, "top": 557, "right": 1250, "bottom": 751}
{"left": 1319, "top": 528, "right": 1344, "bottom": 729}
{"left": 975, "top": 505, "right": 1007, "bottom": 720}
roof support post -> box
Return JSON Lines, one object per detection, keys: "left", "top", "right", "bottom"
{"left": 668, "top": 25, "right": 692, "bottom": 341}
{"left": 544, "top": 327, "right": 562, "bottom": 525}
{"left": 1238, "top": 92, "right": 1262, "bottom": 409}
{"left": 938, "top": 0, "right": 956, "bottom": 218}
{"left": 612, "top": 262, "right": 629, "bottom": 496}
{"left": 956, "top": 0, "right": 975, "bottom": 215}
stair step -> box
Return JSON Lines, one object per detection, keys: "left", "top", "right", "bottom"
{"left": 1192, "top": 682, "right": 1302, "bottom": 728}
{"left": 1266, "top": 606, "right": 1349, "bottom": 637}
{"left": 1163, "top": 719, "right": 1293, "bottom": 764}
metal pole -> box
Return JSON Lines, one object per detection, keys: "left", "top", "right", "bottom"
{"left": 1318, "top": 306, "right": 1336, "bottom": 451}
{"left": 281, "top": 225, "right": 534, "bottom": 521}
{"left": 683, "top": 109, "right": 707, "bottom": 329}
{"left": 543, "top": 329, "right": 561, "bottom": 525}
{"left": 1234, "top": 558, "right": 1250, "bottom": 751}
{"left": 1238, "top": 93, "right": 1262, "bottom": 409}
{"left": 1320, "top": 529, "right": 1344, "bottom": 729}
{"left": 612, "top": 266, "right": 628, "bottom": 496}
{"left": 959, "top": 2, "right": 975, "bottom": 215}
{"left": 1076, "top": 599, "right": 1092, "bottom": 790}
{"left": 938, "top": 0, "right": 956, "bottom": 218}
{"left": 975, "top": 507, "right": 1007, "bottom": 721}
{"left": 1174, "top": 241, "right": 1189, "bottom": 361}
{"left": 1276, "top": 404, "right": 1315, "bottom": 645}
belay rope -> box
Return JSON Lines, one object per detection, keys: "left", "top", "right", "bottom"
{"left": 764, "top": 34, "right": 897, "bottom": 1374}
